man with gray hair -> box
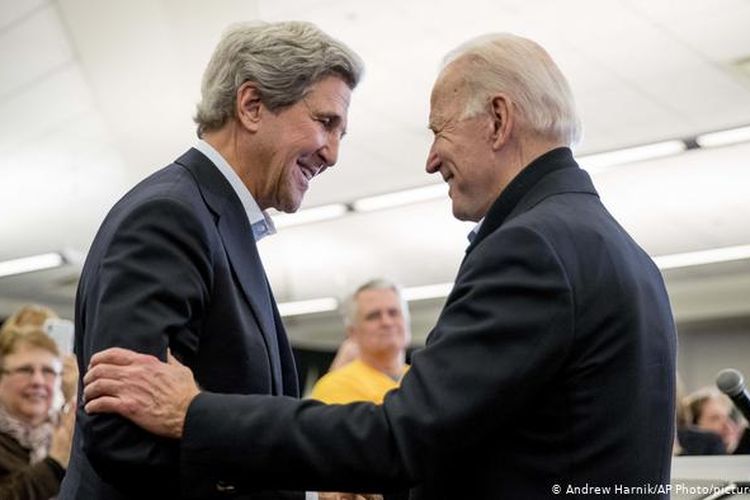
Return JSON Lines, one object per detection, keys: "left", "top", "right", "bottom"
{"left": 60, "top": 21, "right": 362, "bottom": 500}
{"left": 312, "top": 279, "right": 410, "bottom": 405}
{"left": 84, "top": 33, "right": 676, "bottom": 499}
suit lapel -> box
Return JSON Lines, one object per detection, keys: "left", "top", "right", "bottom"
{"left": 176, "top": 148, "right": 284, "bottom": 395}
{"left": 217, "top": 211, "right": 284, "bottom": 395}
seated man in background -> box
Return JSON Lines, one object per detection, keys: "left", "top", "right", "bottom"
{"left": 312, "top": 279, "right": 410, "bottom": 405}
{"left": 687, "top": 387, "right": 750, "bottom": 454}
{"left": 312, "top": 279, "right": 411, "bottom": 500}
{"left": 0, "top": 326, "right": 75, "bottom": 499}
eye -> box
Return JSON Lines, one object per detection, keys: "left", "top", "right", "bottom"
{"left": 19, "top": 366, "right": 35, "bottom": 376}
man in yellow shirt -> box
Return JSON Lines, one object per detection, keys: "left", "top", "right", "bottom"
{"left": 311, "top": 279, "right": 410, "bottom": 405}
{"left": 312, "top": 279, "right": 411, "bottom": 500}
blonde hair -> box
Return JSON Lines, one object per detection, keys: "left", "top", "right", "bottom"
{"left": 0, "top": 326, "right": 59, "bottom": 371}
{"left": 0, "top": 304, "right": 58, "bottom": 336}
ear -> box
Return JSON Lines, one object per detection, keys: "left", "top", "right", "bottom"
{"left": 489, "top": 94, "right": 514, "bottom": 150}
{"left": 236, "top": 81, "right": 263, "bottom": 132}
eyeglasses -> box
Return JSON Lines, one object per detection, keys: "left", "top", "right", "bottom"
{"left": 1, "top": 364, "right": 61, "bottom": 381}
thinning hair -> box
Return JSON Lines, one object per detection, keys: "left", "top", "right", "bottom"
{"left": 442, "top": 33, "right": 581, "bottom": 146}
{"left": 195, "top": 20, "right": 364, "bottom": 137}
{"left": 342, "top": 278, "right": 409, "bottom": 328}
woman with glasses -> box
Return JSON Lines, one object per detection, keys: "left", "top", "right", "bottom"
{"left": 0, "top": 326, "right": 75, "bottom": 499}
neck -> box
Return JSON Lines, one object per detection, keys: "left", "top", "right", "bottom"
{"left": 516, "top": 134, "right": 567, "bottom": 172}
{"left": 0, "top": 402, "right": 42, "bottom": 428}
{"left": 202, "top": 126, "right": 264, "bottom": 207}
{"left": 491, "top": 135, "right": 567, "bottom": 201}
{"left": 360, "top": 352, "right": 405, "bottom": 379}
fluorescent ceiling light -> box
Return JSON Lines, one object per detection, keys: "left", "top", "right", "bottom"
{"left": 654, "top": 244, "right": 750, "bottom": 270}
{"left": 579, "top": 140, "right": 686, "bottom": 173}
{"left": 352, "top": 184, "right": 447, "bottom": 212}
{"left": 0, "top": 252, "right": 65, "bottom": 278}
{"left": 278, "top": 297, "right": 339, "bottom": 317}
{"left": 273, "top": 204, "right": 349, "bottom": 229}
{"left": 696, "top": 125, "right": 750, "bottom": 148}
{"left": 402, "top": 282, "right": 454, "bottom": 301}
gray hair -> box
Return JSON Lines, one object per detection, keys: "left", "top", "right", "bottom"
{"left": 442, "top": 33, "right": 582, "bottom": 146}
{"left": 195, "top": 21, "right": 364, "bottom": 137}
{"left": 342, "top": 278, "right": 410, "bottom": 328}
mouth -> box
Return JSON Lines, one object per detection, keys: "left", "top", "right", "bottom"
{"left": 297, "top": 159, "right": 323, "bottom": 182}
{"left": 22, "top": 391, "right": 49, "bottom": 403}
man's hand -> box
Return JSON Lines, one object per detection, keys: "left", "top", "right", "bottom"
{"left": 83, "top": 347, "right": 200, "bottom": 439}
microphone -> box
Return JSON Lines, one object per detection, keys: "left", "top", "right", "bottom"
{"left": 716, "top": 368, "right": 750, "bottom": 423}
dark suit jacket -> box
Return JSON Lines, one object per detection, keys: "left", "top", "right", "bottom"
{"left": 180, "top": 148, "right": 677, "bottom": 499}
{"left": 59, "top": 149, "right": 300, "bottom": 500}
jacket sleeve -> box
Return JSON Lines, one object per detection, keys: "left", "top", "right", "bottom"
{"left": 179, "top": 225, "right": 574, "bottom": 495}
{"left": 79, "top": 196, "right": 213, "bottom": 494}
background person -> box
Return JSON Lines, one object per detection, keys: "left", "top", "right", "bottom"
{"left": 0, "top": 326, "right": 75, "bottom": 500}
{"left": 687, "top": 387, "right": 750, "bottom": 454}
{"left": 0, "top": 305, "right": 77, "bottom": 406}
{"left": 674, "top": 378, "right": 725, "bottom": 455}
{"left": 83, "top": 32, "right": 677, "bottom": 499}
{"left": 312, "top": 279, "right": 411, "bottom": 500}
{"left": 311, "top": 279, "right": 410, "bottom": 405}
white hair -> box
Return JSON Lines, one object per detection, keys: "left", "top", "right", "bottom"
{"left": 442, "top": 33, "right": 582, "bottom": 145}
{"left": 342, "top": 278, "right": 410, "bottom": 328}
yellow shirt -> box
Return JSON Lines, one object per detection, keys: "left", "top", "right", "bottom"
{"left": 310, "top": 359, "right": 409, "bottom": 404}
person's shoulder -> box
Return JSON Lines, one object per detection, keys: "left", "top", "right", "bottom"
{"left": 310, "top": 361, "right": 366, "bottom": 403}
{"left": 325, "top": 359, "right": 365, "bottom": 379}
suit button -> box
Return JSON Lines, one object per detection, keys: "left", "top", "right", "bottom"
{"left": 216, "top": 480, "right": 237, "bottom": 493}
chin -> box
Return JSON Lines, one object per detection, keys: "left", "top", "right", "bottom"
{"left": 277, "top": 197, "right": 303, "bottom": 214}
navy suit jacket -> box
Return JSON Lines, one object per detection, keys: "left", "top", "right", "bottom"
{"left": 179, "top": 148, "right": 676, "bottom": 499}
{"left": 59, "top": 149, "right": 300, "bottom": 499}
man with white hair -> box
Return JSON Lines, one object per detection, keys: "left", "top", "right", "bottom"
{"left": 84, "top": 33, "right": 676, "bottom": 499}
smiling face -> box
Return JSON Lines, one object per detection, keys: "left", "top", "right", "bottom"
{"left": 697, "top": 396, "right": 743, "bottom": 452}
{"left": 426, "top": 63, "right": 505, "bottom": 222}
{"left": 0, "top": 342, "right": 60, "bottom": 426}
{"left": 251, "top": 75, "right": 352, "bottom": 212}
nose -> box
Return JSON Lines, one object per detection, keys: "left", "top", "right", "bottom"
{"left": 426, "top": 144, "right": 441, "bottom": 174}
{"left": 29, "top": 369, "right": 47, "bottom": 385}
{"left": 319, "top": 134, "right": 340, "bottom": 169}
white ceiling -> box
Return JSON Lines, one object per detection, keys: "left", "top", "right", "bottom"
{"left": 2, "top": 0, "right": 750, "bottom": 344}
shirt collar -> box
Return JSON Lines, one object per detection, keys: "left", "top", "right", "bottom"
{"left": 194, "top": 139, "right": 276, "bottom": 241}
{"left": 468, "top": 218, "right": 484, "bottom": 243}
{"left": 468, "top": 147, "right": 575, "bottom": 249}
